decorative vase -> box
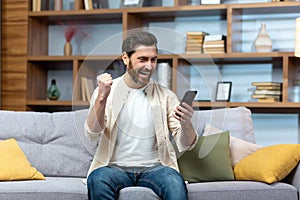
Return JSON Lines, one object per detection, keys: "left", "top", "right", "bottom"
{"left": 47, "top": 79, "right": 61, "bottom": 100}
{"left": 64, "top": 41, "right": 72, "bottom": 56}
{"left": 254, "top": 22, "right": 272, "bottom": 52}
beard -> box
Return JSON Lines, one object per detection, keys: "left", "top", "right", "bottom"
{"left": 127, "top": 60, "right": 153, "bottom": 87}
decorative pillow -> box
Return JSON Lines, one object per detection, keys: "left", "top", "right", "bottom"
{"left": 177, "top": 131, "right": 234, "bottom": 183}
{"left": 230, "top": 136, "right": 262, "bottom": 166}
{"left": 234, "top": 144, "right": 300, "bottom": 184}
{"left": 0, "top": 138, "right": 45, "bottom": 181}
{"left": 203, "top": 124, "right": 262, "bottom": 166}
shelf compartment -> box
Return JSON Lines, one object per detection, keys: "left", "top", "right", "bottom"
{"left": 177, "top": 54, "right": 284, "bottom": 103}
{"left": 230, "top": 4, "right": 300, "bottom": 53}
{"left": 27, "top": 60, "right": 73, "bottom": 102}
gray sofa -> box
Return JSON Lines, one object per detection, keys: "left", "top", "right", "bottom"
{"left": 0, "top": 107, "right": 299, "bottom": 200}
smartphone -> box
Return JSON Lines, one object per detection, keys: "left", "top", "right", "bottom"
{"left": 180, "top": 90, "right": 198, "bottom": 106}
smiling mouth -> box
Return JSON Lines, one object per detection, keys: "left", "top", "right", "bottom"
{"left": 139, "top": 71, "right": 151, "bottom": 77}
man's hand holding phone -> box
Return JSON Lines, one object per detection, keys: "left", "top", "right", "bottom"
{"left": 174, "top": 90, "right": 197, "bottom": 121}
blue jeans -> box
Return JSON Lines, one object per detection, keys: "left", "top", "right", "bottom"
{"left": 87, "top": 165, "right": 188, "bottom": 200}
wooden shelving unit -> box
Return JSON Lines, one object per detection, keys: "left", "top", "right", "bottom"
{"left": 26, "top": 1, "right": 300, "bottom": 112}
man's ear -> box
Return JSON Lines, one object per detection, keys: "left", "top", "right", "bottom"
{"left": 122, "top": 52, "right": 129, "bottom": 65}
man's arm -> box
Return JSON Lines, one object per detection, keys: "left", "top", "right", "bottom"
{"left": 86, "top": 73, "right": 113, "bottom": 133}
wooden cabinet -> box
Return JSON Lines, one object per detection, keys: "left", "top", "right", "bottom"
{"left": 26, "top": 1, "right": 300, "bottom": 113}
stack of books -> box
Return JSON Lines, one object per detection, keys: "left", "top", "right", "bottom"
{"left": 251, "top": 82, "right": 282, "bottom": 102}
{"left": 185, "top": 31, "right": 208, "bottom": 54}
{"left": 203, "top": 35, "right": 226, "bottom": 54}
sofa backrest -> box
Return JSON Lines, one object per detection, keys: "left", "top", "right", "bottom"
{"left": 0, "top": 106, "right": 254, "bottom": 177}
{"left": 0, "top": 109, "right": 97, "bottom": 178}
{"left": 194, "top": 106, "right": 255, "bottom": 143}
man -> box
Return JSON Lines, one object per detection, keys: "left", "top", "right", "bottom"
{"left": 85, "top": 31, "right": 198, "bottom": 200}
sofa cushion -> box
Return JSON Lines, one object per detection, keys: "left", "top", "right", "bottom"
{"left": 234, "top": 144, "right": 300, "bottom": 184}
{"left": 0, "top": 177, "right": 88, "bottom": 200}
{"left": 0, "top": 109, "right": 97, "bottom": 177}
{"left": 194, "top": 107, "right": 255, "bottom": 143}
{"left": 0, "top": 138, "right": 45, "bottom": 181}
{"left": 187, "top": 181, "right": 297, "bottom": 200}
{"left": 177, "top": 131, "right": 234, "bottom": 182}
{"left": 203, "top": 123, "right": 262, "bottom": 166}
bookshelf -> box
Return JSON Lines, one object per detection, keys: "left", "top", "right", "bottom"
{"left": 23, "top": 0, "right": 300, "bottom": 112}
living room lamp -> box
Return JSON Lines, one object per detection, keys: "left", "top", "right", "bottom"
{"left": 295, "top": 17, "right": 300, "bottom": 57}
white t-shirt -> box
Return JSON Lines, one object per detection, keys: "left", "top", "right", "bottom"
{"left": 110, "top": 87, "right": 160, "bottom": 168}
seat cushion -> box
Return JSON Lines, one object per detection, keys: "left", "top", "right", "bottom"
{"left": 0, "top": 178, "right": 296, "bottom": 200}
{"left": 187, "top": 181, "right": 298, "bottom": 200}
{"left": 0, "top": 177, "right": 88, "bottom": 200}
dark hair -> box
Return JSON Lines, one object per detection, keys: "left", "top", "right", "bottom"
{"left": 122, "top": 31, "right": 158, "bottom": 58}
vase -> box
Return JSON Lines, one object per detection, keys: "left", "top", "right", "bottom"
{"left": 254, "top": 22, "right": 272, "bottom": 52}
{"left": 47, "top": 79, "right": 61, "bottom": 100}
{"left": 64, "top": 42, "right": 72, "bottom": 56}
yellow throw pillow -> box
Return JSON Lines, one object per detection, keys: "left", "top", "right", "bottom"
{"left": 234, "top": 144, "right": 300, "bottom": 184}
{"left": 0, "top": 138, "right": 45, "bottom": 181}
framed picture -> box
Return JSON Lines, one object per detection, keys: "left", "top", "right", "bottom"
{"left": 215, "top": 81, "right": 232, "bottom": 102}
{"left": 120, "top": 0, "right": 144, "bottom": 7}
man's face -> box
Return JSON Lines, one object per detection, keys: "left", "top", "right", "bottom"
{"left": 124, "top": 45, "right": 158, "bottom": 88}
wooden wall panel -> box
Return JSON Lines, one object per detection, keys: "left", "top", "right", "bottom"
{"left": 1, "top": 0, "right": 28, "bottom": 110}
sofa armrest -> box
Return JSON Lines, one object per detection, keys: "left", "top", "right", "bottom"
{"left": 285, "top": 162, "right": 300, "bottom": 198}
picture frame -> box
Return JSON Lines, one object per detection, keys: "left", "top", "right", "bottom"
{"left": 120, "top": 0, "right": 144, "bottom": 7}
{"left": 215, "top": 81, "right": 232, "bottom": 102}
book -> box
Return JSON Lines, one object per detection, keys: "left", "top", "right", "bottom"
{"left": 251, "top": 82, "right": 282, "bottom": 87}
{"left": 256, "top": 85, "right": 281, "bottom": 90}
{"left": 204, "top": 35, "right": 226, "bottom": 42}
{"left": 32, "top": 0, "right": 41, "bottom": 11}
{"left": 186, "top": 31, "right": 209, "bottom": 36}
{"left": 81, "top": 77, "right": 95, "bottom": 101}
{"left": 203, "top": 40, "right": 225, "bottom": 45}
{"left": 203, "top": 43, "right": 225, "bottom": 48}
{"left": 81, "top": 77, "right": 87, "bottom": 101}
{"left": 254, "top": 90, "right": 282, "bottom": 95}
{"left": 251, "top": 94, "right": 281, "bottom": 99}
{"left": 201, "top": 0, "right": 223, "bottom": 4}
{"left": 86, "top": 77, "right": 95, "bottom": 102}
{"left": 84, "top": 0, "right": 93, "bottom": 10}
{"left": 257, "top": 97, "right": 281, "bottom": 103}
{"left": 41, "top": 0, "right": 50, "bottom": 11}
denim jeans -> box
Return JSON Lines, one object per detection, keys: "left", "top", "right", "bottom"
{"left": 87, "top": 165, "right": 188, "bottom": 200}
